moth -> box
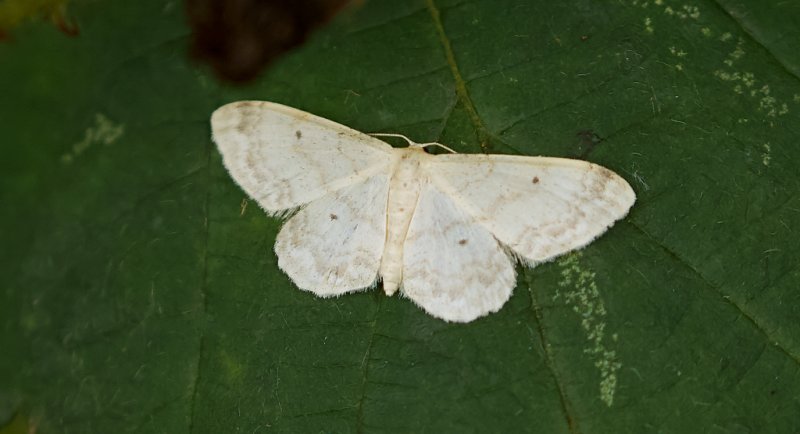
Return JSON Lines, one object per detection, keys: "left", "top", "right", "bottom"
{"left": 211, "top": 101, "right": 635, "bottom": 322}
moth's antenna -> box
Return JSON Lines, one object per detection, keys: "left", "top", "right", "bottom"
{"left": 369, "top": 133, "right": 417, "bottom": 147}
{"left": 369, "top": 133, "right": 457, "bottom": 154}
{"left": 418, "top": 142, "right": 457, "bottom": 154}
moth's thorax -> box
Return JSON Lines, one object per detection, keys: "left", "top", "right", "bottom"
{"left": 379, "top": 147, "right": 430, "bottom": 295}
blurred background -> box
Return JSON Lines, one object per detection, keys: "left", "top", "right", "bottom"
{"left": 1, "top": 0, "right": 799, "bottom": 432}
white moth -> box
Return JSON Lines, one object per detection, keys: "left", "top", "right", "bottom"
{"left": 211, "top": 101, "right": 635, "bottom": 322}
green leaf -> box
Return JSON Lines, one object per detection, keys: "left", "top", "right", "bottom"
{"left": 2, "top": 0, "right": 799, "bottom": 432}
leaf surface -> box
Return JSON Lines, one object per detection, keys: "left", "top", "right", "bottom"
{"left": 1, "top": 0, "right": 799, "bottom": 432}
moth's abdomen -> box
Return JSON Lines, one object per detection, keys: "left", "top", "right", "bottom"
{"left": 379, "top": 148, "right": 427, "bottom": 295}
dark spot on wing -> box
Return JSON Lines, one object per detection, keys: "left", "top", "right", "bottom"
{"left": 458, "top": 239, "right": 468, "bottom": 245}
{"left": 532, "top": 176, "right": 540, "bottom": 184}
{"left": 295, "top": 130, "right": 302, "bottom": 139}
{"left": 330, "top": 213, "right": 338, "bottom": 220}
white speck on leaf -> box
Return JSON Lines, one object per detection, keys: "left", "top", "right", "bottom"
{"left": 556, "top": 252, "right": 621, "bottom": 406}
{"left": 62, "top": 113, "right": 125, "bottom": 164}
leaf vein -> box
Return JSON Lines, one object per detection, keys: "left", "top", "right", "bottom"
{"left": 354, "top": 300, "right": 382, "bottom": 433}
{"left": 628, "top": 221, "right": 800, "bottom": 367}
{"left": 525, "top": 271, "right": 581, "bottom": 434}
{"left": 425, "top": 0, "right": 492, "bottom": 152}
{"left": 187, "top": 138, "right": 212, "bottom": 433}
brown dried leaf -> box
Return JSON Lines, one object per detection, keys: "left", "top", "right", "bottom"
{"left": 186, "top": 0, "right": 355, "bottom": 83}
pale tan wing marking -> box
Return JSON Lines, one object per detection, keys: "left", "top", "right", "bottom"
{"left": 211, "top": 101, "right": 395, "bottom": 213}
{"left": 275, "top": 173, "right": 391, "bottom": 296}
{"left": 425, "top": 154, "right": 635, "bottom": 263}
{"left": 401, "top": 182, "right": 516, "bottom": 322}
